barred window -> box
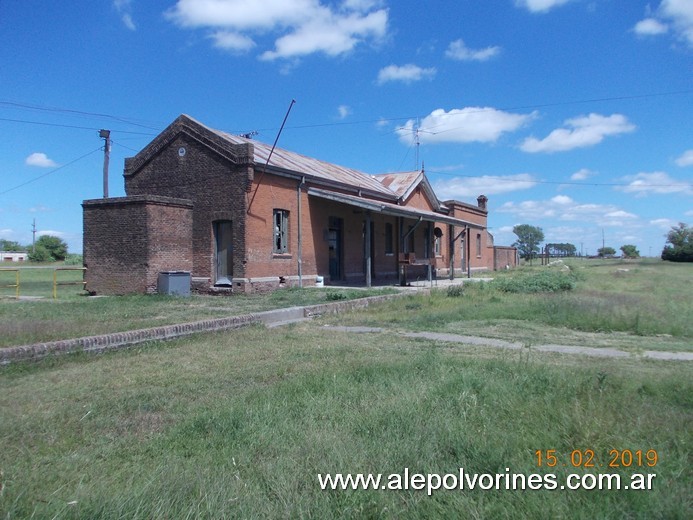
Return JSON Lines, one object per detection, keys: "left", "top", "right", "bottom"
{"left": 273, "top": 209, "right": 289, "bottom": 254}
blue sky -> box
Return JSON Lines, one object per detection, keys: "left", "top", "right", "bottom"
{"left": 1, "top": 0, "right": 691, "bottom": 256}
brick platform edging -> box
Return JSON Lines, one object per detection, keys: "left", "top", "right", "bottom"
{"left": 0, "top": 291, "right": 418, "bottom": 365}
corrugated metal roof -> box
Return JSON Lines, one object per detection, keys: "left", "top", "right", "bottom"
{"left": 372, "top": 171, "right": 422, "bottom": 199}
{"left": 205, "top": 124, "right": 396, "bottom": 198}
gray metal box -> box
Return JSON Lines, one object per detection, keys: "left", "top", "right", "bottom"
{"left": 158, "top": 271, "right": 191, "bottom": 297}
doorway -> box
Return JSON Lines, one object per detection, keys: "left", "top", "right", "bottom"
{"left": 328, "top": 217, "right": 343, "bottom": 281}
{"left": 214, "top": 220, "right": 233, "bottom": 285}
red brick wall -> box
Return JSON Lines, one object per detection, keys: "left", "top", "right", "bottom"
{"left": 82, "top": 196, "right": 193, "bottom": 295}
{"left": 125, "top": 134, "right": 252, "bottom": 282}
{"left": 493, "top": 246, "right": 518, "bottom": 270}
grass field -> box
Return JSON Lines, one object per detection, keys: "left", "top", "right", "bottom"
{"left": 0, "top": 326, "right": 690, "bottom": 518}
{"left": 1, "top": 258, "right": 691, "bottom": 353}
{"left": 0, "top": 259, "right": 691, "bottom": 518}
{"left": 325, "top": 258, "right": 693, "bottom": 353}
{"left": 0, "top": 264, "right": 395, "bottom": 348}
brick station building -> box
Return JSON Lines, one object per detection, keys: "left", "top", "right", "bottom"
{"left": 82, "top": 115, "right": 516, "bottom": 295}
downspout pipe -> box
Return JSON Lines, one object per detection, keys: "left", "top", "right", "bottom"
{"left": 297, "top": 176, "right": 305, "bottom": 288}
{"left": 466, "top": 225, "right": 471, "bottom": 279}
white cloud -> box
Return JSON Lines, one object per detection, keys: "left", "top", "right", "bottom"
{"left": 516, "top": 0, "right": 572, "bottom": 14}
{"left": 261, "top": 9, "right": 387, "bottom": 60}
{"left": 650, "top": 218, "right": 678, "bottom": 229}
{"left": 685, "top": 210, "right": 693, "bottom": 216}
{"left": 377, "top": 64, "right": 436, "bottom": 85}
{"left": 167, "top": 0, "right": 388, "bottom": 60}
{"left": 633, "top": 18, "right": 669, "bottom": 36}
{"left": 337, "top": 105, "right": 352, "bottom": 119}
{"left": 209, "top": 31, "right": 256, "bottom": 51}
{"left": 661, "top": 0, "right": 693, "bottom": 46}
{"left": 551, "top": 195, "right": 573, "bottom": 205}
{"left": 445, "top": 39, "right": 501, "bottom": 62}
{"left": 433, "top": 174, "right": 536, "bottom": 199}
{"left": 675, "top": 149, "right": 693, "bottom": 167}
{"left": 397, "top": 107, "right": 536, "bottom": 145}
{"left": 633, "top": 0, "right": 693, "bottom": 47}
{"left": 499, "top": 196, "right": 639, "bottom": 227}
{"left": 570, "top": 168, "right": 597, "bottom": 181}
{"left": 114, "top": 0, "right": 136, "bottom": 31}
{"left": 25, "top": 152, "right": 58, "bottom": 168}
{"left": 605, "top": 210, "right": 638, "bottom": 219}
{"left": 617, "top": 171, "right": 693, "bottom": 196}
{"left": 520, "top": 113, "right": 636, "bottom": 153}
{"left": 38, "top": 230, "right": 66, "bottom": 238}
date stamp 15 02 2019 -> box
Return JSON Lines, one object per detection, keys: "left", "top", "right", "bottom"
{"left": 535, "top": 449, "right": 658, "bottom": 469}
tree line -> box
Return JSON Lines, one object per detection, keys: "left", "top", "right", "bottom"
{"left": 1, "top": 235, "right": 69, "bottom": 262}
{"left": 511, "top": 222, "right": 692, "bottom": 262}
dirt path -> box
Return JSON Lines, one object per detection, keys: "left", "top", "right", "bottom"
{"left": 323, "top": 326, "right": 693, "bottom": 362}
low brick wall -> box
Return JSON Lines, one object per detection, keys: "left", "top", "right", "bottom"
{"left": 0, "top": 292, "right": 414, "bottom": 365}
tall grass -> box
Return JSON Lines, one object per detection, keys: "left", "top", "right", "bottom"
{"left": 334, "top": 260, "right": 693, "bottom": 344}
{"left": 0, "top": 283, "right": 395, "bottom": 348}
{"left": 1, "top": 326, "right": 690, "bottom": 518}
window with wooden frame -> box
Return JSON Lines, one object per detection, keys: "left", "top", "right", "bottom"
{"left": 273, "top": 209, "right": 289, "bottom": 254}
{"left": 476, "top": 233, "right": 482, "bottom": 258}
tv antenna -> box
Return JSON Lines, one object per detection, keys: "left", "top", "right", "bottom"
{"left": 414, "top": 119, "right": 420, "bottom": 171}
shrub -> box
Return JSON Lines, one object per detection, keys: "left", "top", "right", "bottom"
{"left": 325, "top": 291, "right": 348, "bottom": 301}
{"left": 63, "top": 254, "right": 83, "bottom": 266}
{"left": 446, "top": 285, "right": 464, "bottom": 297}
{"left": 492, "top": 270, "right": 576, "bottom": 293}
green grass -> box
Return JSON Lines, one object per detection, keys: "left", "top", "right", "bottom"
{"left": 1, "top": 325, "right": 690, "bottom": 518}
{"left": 0, "top": 267, "right": 396, "bottom": 347}
{"left": 329, "top": 259, "right": 693, "bottom": 352}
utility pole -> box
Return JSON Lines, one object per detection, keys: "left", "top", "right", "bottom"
{"left": 32, "top": 218, "right": 36, "bottom": 252}
{"left": 99, "top": 129, "right": 111, "bottom": 198}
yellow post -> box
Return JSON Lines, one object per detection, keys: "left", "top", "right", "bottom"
{"left": 53, "top": 267, "right": 87, "bottom": 299}
{"left": 0, "top": 268, "right": 20, "bottom": 299}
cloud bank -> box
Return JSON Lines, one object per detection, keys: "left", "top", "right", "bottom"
{"left": 520, "top": 113, "right": 635, "bottom": 153}
{"left": 166, "top": 0, "right": 388, "bottom": 59}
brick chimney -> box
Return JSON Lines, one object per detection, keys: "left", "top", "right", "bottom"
{"left": 477, "top": 195, "right": 488, "bottom": 210}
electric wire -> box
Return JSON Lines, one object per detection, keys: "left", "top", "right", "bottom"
{"left": 0, "top": 147, "right": 103, "bottom": 196}
{"left": 0, "top": 117, "right": 157, "bottom": 136}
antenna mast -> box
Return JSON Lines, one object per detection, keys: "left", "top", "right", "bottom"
{"left": 414, "top": 119, "right": 420, "bottom": 171}
{"left": 247, "top": 100, "right": 296, "bottom": 213}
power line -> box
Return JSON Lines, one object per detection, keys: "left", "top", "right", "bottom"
{"left": 2, "top": 88, "right": 691, "bottom": 138}
{"left": 0, "top": 147, "right": 103, "bottom": 196}
{"left": 240, "top": 89, "right": 693, "bottom": 135}
{"left": 0, "top": 117, "right": 157, "bottom": 136}
{"left": 0, "top": 101, "right": 163, "bottom": 130}
{"left": 426, "top": 169, "right": 693, "bottom": 189}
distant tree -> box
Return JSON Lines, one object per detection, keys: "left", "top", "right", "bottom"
{"left": 512, "top": 224, "right": 544, "bottom": 264}
{"left": 0, "top": 239, "right": 25, "bottom": 251}
{"left": 597, "top": 246, "right": 616, "bottom": 258}
{"left": 28, "top": 244, "right": 53, "bottom": 262}
{"left": 28, "top": 235, "right": 68, "bottom": 262}
{"left": 546, "top": 243, "right": 577, "bottom": 257}
{"left": 620, "top": 244, "right": 640, "bottom": 258}
{"left": 661, "top": 222, "right": 693, "bottom": 262}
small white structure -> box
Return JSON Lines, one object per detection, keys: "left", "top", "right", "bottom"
{"left": 0, "top": 251, "right": 28, "bottom": 262}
